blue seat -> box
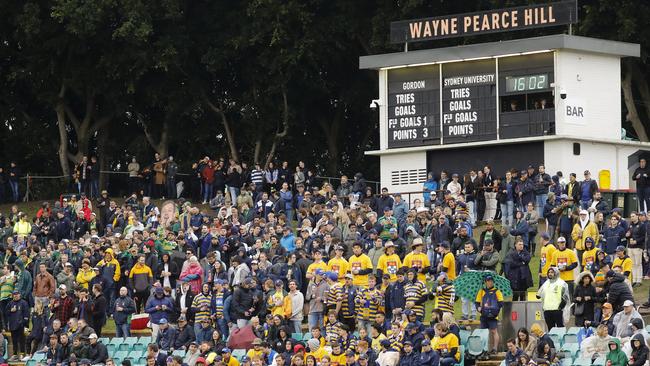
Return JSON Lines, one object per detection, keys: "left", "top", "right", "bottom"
{"left": 232, "top": 349, "right": 247, "bottom": 361}
{"left": 560, "top": 343, "right": 579, "bottom": 360}
{"left": 113, "top": 350, "right": 130, "bottom": 360}
{"left": 573, "top": 357, "right": 592, "bottom": 366}
{"left": 130, "top": 350, "right": 145, "bottom": 359}
{"left": 466, "top": 335, "right": 487, "bottom": 356}
{"left": 548, "top": 334, "right": 561, "bottom": 348}
{"left": 562, "top": 333, "right": 578, "bottom": 345}
{"left": 459, "top": 329, "right": 471, "bottom": 346}
{"left": 172, "top": 349, "right": 186, "bottom": 357}
{"left": 454, "top": 345, "right": 465, "bottom": 366}
{"left": 139, "top": 336, "right": 152, "bottom": 345}
{"left": 26, "top": 361, "right": 37, "bottom": 366}
{"left": 106, "top": 343, "right": 117, "bottom": 354}
{"left": 99, "top": 337, "right": 111, "bottom": 345}
{"left": 593, "top": 356, "right": 607, "bottom": 366}
{"left": 110, "top": 337, "right": 124, "bottom": 346}
{"left": 291, "top": 332, "right": 303, "bottom": 341}
{"left": 549, "top": 327, "right": 567, "bottom": 337}
{"left": 133, "top": 342, "right": 147, "bottom": 352}
{"left": 32, "top": 353, "right": 46, "bottom": 361}
{"left": 566, "top": 327, "right": 580, "bottom": 335}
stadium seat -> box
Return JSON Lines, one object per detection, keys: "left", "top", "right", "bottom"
{"left": 560, "top": 358, "right": 572, "bottom": 366}
{"left": 137, "top": 357, "right": 147, "bottom": 365}
{"left": 466, "top": 335, "right": 486, "bottom": 356}
{"left": 26, "top": 360, "right": 37, "bottom": 366}
{"left": 459, "top": 329, "right": 471, "bottom": 346}
{"left": 291, "top": 332, "right": 303, "bottom": 341}
{"left": 106, "top": 343, "right": 117, "bottom": 354}
{"left": 32, "top": 353, "right": 46, "bottom": 361}
{"left": 113, "top": 350, "right": 130, "bottom": 360}
{"left": 566, "top": 327, "right": 580, "bottom": 335}
{"left": 573, "top": 357, "right": 592, "bottom": 366}
{"left": 110, "top": 337, "right": 124, "bottom": 346}
{"left": 560, "top": 343, "right": 579, "bottom": 359}
{"left": 172, "top": 349, "right": 186, "bottom": 357}
{"left": 562, "top": 333, "right": 578, "bottom": 345}
{"left": 454, "top": 345, "right": 465, "bottom": 366}
{"left": 303, "top": 332, "right": 311, "bottom": 340}
{"left": 232, "top": 349, "right": 247, "bottom": 361}
{"left": 548, "top": 334, "right": 561, "bottom": 348}
{"left": 593, "top": 356, "right": 607, "bottom": 366}
{"left": 133, "top": 342, "right": 147, "bottom": 352}
{"left": 130, "top": 350, "right": 145, "bottom": 359}
{"left": 139, "top": 336, "right": 152, "bottom": 345}
{"left": 549, "top": 327, "right": 567, "bottom": 337}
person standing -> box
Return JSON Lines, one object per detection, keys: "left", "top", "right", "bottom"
{"left": 506, "top": 238, "right": 533, "bottom": 302}
{"left": 90, "top": 284, "right": 107, "bottom": 337}
{"left": 550, "top": 237, "right": 578, "bottom": 298}
{"left": 127, "top": 157, "right": 141, "bottom": 196}
{"left": 165, "top": 156, "right": 178, "bottom": 199}
{"left": 33, "top": 263, "right": 56, "bottom": 306}
{"left": 129, "top": 255, "right": 153, "bottom": 312}
{"left": 113, "top": 287, "right": 136, "bottom": 338}
{"left": 633, "top": 158, "right": 650, "bottom": 212}
{"left": 475, "top": 275, "right": 503, "bottom": 354}
{"left": 287, "top": 280, "right": 304, "bottom": 334}
{"left": 534, "top": 165, "right": 552, "bottom": 218}
{"left": 6, "top": 290, "right": 29, "bottom": 361}
{"left": 152, "top": 153, "right": 166, "bottom": 199}
{"left": 536, "top": 267, "right": 570, "bottom": 329}
{"left": 8, "top": 162, "right": 19, "bottom": 202}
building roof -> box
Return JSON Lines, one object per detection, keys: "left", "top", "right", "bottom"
{"left": 359, "top": 34, "right": 640, "bottom": 70}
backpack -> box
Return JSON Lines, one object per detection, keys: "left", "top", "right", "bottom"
{"left": 480, "top": 288, "right": 500, "bottom": 318}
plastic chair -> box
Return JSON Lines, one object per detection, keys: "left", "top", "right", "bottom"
{"left": 566, "top": 327, "right": 580, "bottom": 335}
{"left": 291, "top": 333, "right": 303, "bottom": 341}
{"left": 172, "top": 349, "right": 186, "bottom": 357}
{"left": 32, "top": 353, "right": 46, "bottom": 361}
{"left": 562, "top": 333, "right": 578, "bottom": 345}
{"left": 130, "top": 350, "right": 145, "bottom": 359}
{"left": 572, "top": 357, "right": 592, "bottom": 366}
{"left": 99, "top": 337, "right": 111, "bottom": 345}
{"left": 548, "top": 334, "right": 561, "bottom": 348}
{"left": 133, "top": 342, "right": 147, "bottom": 352}
{"left": 110, "top": 337, "right": 124, "bottom": 346}
{"left": 466, "top": 336, "right": 486, "bottom": 357}
{"left": 113, "top": 350, "right": 130, "bottom": 361}
{"left": 139, "top": 336, "right": 153, "bottom": 345}
{"left": 459, "top": 329, "right": 471, "bottom": 346}
{"left": 560, "top": 343, "right": 579, "bottom": 360}
{"left": 454, "top": 345, "right": 465, "bottom": 366}
{"left": 232, "top": 349, "right": 247, "bottom": 361}
{"left": 593, "top": 356, "right": 607, "bottom": 366}
{"left": 26, "top": 361, "right": 37, "bottom": 366}
{"left": 548, "top": 327, "right": 567, "bottom": 337}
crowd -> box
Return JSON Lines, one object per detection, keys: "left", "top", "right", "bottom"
{"left": 0, "top": 155, "right": 649, "bottom": 366}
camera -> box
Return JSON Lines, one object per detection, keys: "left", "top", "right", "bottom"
{"left": 560, "top": 89, "right": 567, "bottom": 100}
{"left": 369, "top": 99, "right": 381, "bottom": 109}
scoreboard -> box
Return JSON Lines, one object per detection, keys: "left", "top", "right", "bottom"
{"left": 386, "top": 52, "right": 554, "bottom": 148}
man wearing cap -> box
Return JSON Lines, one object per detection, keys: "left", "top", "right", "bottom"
{"left": 145, "top": 287, "right": 175, "bottom": 338}
{"left": 155, "top": 318, "right": 177, "bottom": 352}
{"left": 403, "top": 238, "right": 430, "bottom": 283}
{"left": 338, "top": 274, "right": 358, "bottom": 331}
{"left": 550, "top": 236, "right": 578, "bottom": 297}
{"left": 419, "top": 338, "right": 440, "bottom": 366}
{"left": 183, "top": 342, "right": 201, "bottom": 366}
{"left": 52, "top": 283, "right": 75, "bottom": 324}
{"left": 612, "top": 246, "right": 633, "bottom": 283}
{"left": 173, "top": 315, "right": 195, "bottom": 351}
{"left": 572, "top": 209, "right": 599, "bottom": 263}
{"left": 475, "top": 274, "right": 503, "bottom": 354}
{"left": 87, "top": 333, "right": 108, "bottom": 365}
{"left": 6, "top": 290, "right": 28, "bottom": 361}
{"left": 580, "top": 170, "right": 599, "bottom": 210}
{"left": 378, "top": 205, "right": 397, "bottom": 241}
{"left": 328, "top": 245, "right": 350, "bottom": 284}
{"left": 538, "top": 232, "right": 556, "bottom": 286}
{"left": 377, "top": 241, "right": 402, "bottom": 283}
{"left": 349, "top": 242, "right": 373, "bottom": 288}
{"left": 56, "top": 262, "right": 75, "bottom": 293}
{"left": 399, "top": 340, "right": 418, "bottom": 366}
{"left": 612, "top": 299, "right": 644, "bottom": 338}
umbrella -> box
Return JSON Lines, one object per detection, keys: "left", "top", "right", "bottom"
{"left": 452, "top": 270, "right": 512, "bottom": 300}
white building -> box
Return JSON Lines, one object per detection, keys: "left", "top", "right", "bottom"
{"left": 360, "top": 34, "right": 642, "bottom": 198}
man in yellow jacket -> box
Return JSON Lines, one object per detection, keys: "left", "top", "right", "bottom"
{"left": 571, "top": 209, "right": 599, "bottom": 264}
{"left": 96, "top": 248, "right": 120, "bottom": 314}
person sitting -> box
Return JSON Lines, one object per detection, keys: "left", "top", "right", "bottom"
{"left": 580, "top": 324, "right": 611, "bottom": 360}
{"left": 505, "top": 339, "right": 524, "bottom": 366}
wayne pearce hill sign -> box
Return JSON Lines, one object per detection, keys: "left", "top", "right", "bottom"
{"left": 390, "top": 0, "right": 578, "bottom": 44}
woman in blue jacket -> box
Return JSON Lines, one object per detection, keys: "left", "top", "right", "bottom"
{"left": 510, "top": 211, "right": 530, "bottom": 250}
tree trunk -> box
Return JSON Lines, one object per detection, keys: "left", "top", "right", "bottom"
{"left": 622, "top": 62, "right": 649, "bottom": 141}
{"left": 203, "top": 94, "right": 240, "bottom": 162}
{"left": 97, "top": 127, "right": 109, "bottom": 191}
{"left": 629, "top": 61, "right": 650, "bottom": 142}
{"left": 55, "top": 100, "right": 72, "bottom": 178}
{"left": 253, "top": 139, "right": 262, "bottom": 166}
{"left": 319, "top": 100, "right": 345, "bottom": 176}
{"left": 263, "top": 88, "right": 290, "bottom": 168}
{"left": 142, "top": 118, "right": 170, "bottom": 156}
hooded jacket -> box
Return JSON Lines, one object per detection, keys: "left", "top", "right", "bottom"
{"left": 580, "top": 331, "right": 611, "bottom": 359}
{"left": 612, "top": 308, "right": 644, "bottom": 338}
{"left": 606, "top": 338, "right": 629, "bottom": 366}
{"left": 536, "top": 267, "right": 570, "bottom": 311}
{"left": 13, "top": 259, "right": 32, "bottom": 299}
{"left": 574, "top": 271, "right": 596, "bottom": 325}
{"left": 630, "top": 333, "right": 649, "bottom": 366}
{"left": 607, "top": 273, "right": 635, "bottom": 313}
{"left": 97, "top": 249, "right": 120, "bottom": 286}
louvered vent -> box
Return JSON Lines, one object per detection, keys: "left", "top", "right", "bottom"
{"left": 391, "top": 169, "right": 427, "bottom": 186}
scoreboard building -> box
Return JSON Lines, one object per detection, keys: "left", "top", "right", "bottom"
{"left": 362, "top": 26, "right": 642, "bottom": 196}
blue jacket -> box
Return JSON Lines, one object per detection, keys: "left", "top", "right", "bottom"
{"left": 385, "top": 280, "right": 406, "bottom": 316}
{"left": 145, "top": 295, "right": 174, "bottom": 325}
{"left": 603, "top": 225, "right": 626, "bottom": 255}
{"left": 6, "top": 299, "right": 29, "bottom": 331}
{"left": 419, "top": 350, "right": 440, "bottom": 366}
{"left": 510, "top": 220, "right": 530, "bottom": 245}
{"left": 199, "top": 234, "right": 212, "bottom": 259}
{"left": 279, "top": 190, "right": 293, "bottom": 211}
{"left": 423, "top": 180, "right": 438, "bottom": 203}
{"left": 456, "top": 251, "right": 478, "bottom": 275}
{"left": 280, "top": 233, "right": 296, "bottom": 253}
{"left": 393, "top": 201, "right": 409, "bottom": 225}
{"left": 195, "top": 325, "right": 214, "bottom": 344}
{"left": 156, "top": 326, "right": 178, "bottom": 351}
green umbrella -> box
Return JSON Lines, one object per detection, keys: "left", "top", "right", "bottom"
{"left": 452, "top": 270, "right": 512, "bottom": 300}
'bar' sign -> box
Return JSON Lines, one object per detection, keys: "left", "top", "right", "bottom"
{"left": 390, "top": 0, "right": 578, "bottom": 44}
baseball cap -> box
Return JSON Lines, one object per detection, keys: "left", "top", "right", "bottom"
{"left": 89, "top": 333, "right": 98, "bottom": 339}
{"left": 222, "top": 348, "right": 232, "bottom": 354}
{"left": 440, "top": 241, "right": 450, "bottom": 249}
{"left": 380, "top": 339, "right": 392, "bottom": 348}
{"left": 412, "top": 238, "right": 424, "bottom": 247}
{"left": 616, "top": 245, "right": 626, "bottom": 252}
{"left": 540, "top": 232, "right": 550, "bottom": 240}
{"left": 359, "top": 354, "right": 369, "bottom": 360}
{"left": 383, "top": 206, "right": 391, "bottom": 212}
{"left": 178, "top": 316, "right": 187, "bottom": 322}
{"left": 557, "top": 237, "right": 566, "bottom": 243}
{"left": 314, "top": 269, "right": 325, "bottom": 276}
{"left": 384, "top": 241, "right": 395, "bottom": 248}
{"left": 252, "top": 338, "right": 262, "bottom": 345}
{"left": 195, "top": 357, "right": 207, "bottom": 365}
{"left": 602, "top": 303, "right": 613, "bottom": 309}
{"left": 327, "top": 272, "right": 339, "bottom": 281}
{"left": 274, "top": 280, "right": 284, "bottom": 287}
{"left": 484, "top": 274, "right": 494, "bottom": 281}
{"left": 344, "top": 273, "right": 354, "bottom": 280}
{"left": 421, "top": 339, "right": 431, "bottom": 346}
{"left": 159, "top": 318, "right": 168, "bottom": 324}
{"left": 58, "top": 284, "right": 67, "bottom": 290}
{"left": 388, "top": 228, "right": 397, "bottom": 234}
{"left": 624, "top": 300, "right": 635, "bottom": 307}
{"left": 560, "top": 194, "right": 568, "bottom": 200}
{"left": 585, "top": 237, "right": 595, "bottom": 244}
{"left": 403, "top": 340, "right": 413, "bottom": 346}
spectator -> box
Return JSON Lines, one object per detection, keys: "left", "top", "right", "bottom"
{"left": 113, "top": 286, "right": 136, "bottom": 338}
{"left": 536, "top": 267, "right": 570, "bottom": 329}
{"left": 475, "top": 275, "right": 503, "bottom": 354}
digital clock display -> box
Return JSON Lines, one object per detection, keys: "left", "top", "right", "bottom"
{"left": 505, "top": 74, "right": 549, "bottom": 93}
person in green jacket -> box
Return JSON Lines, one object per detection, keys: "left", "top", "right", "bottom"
{"left": 12, "top": 259, "right": 32, "bottom": 302}
{"left": 607, "top": 338, "right": 628, "bottom": 366}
